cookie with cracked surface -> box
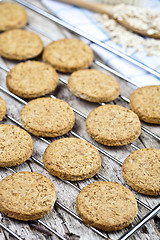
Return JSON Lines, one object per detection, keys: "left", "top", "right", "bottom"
{"left": 76, "top": 181, "right": 138, "bottom": 231}
{"left": 129, "top": 85, "right": 160, "bottom": 124}
{"left": 0, "top": 97, "right": 6, "bottom": 121}
{"left": 68, "top": 69, "right": 120, "bottom": 103}
{"left": 43, "top": 137, "right": 101, "bottom": 181}
{"left": 20, "top": 97, "right": 75, "bottom": 137}
{"left": 86, "top": 104, "right": 141, "bottom": 146}
{"left": 0, "top": 29, "right": 43, "bottom": 60}
{"left": 0, "top": 2, "right": 27, "bottom": 31}
{"left": 122, "top": 148, "right": 160, "bottom": 196}
{"left": 0, "top": 124, "right": 33, "bottom": 167}
{"left": 43, "top": 39, "right": 93, "bottom": 73}
{"left": 0, "top": 172, "right": 56, "bottom": 221}
{"left": 6, "top": 61, "right": 59, "bottom": 98}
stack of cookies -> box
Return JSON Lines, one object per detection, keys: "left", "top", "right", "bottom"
{"left": 0, "top": 2, "right": 159, "bottom": 235}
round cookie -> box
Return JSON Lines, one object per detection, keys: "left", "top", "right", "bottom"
{"left": 43, "top": 39, "right": 93, "bottom": 73}
{"left": 0, "top": 124, "right": 33, "bottom": 167}
{"left": 76, "top": 181, "right": 138, "bottom": 231}
{"left": 43, "top": 137, "right": 101, "bottom": 181}
{"left": 6, "top": 61, "right": 59, "bottom": 98}
{"left": 86, "top": 104, "right": 141, "bottom": 146}
{"left": 0, "top": 2, "right": 27, "bottom": 31}
{"left": 0, "top": 29, "right": 43, "bottom": 60}
{"left": 129, "top": 85, "right": 160, "bottom": 124}
{"left": 0, "top": 172, "right": 56, "bottom": 221}
{"left": 20, "top": 97, "right": 75, "bottom": 137}
{"left": 68, "top": 69, "right": 120, "bottom": 103}
{"left": 122, "top": 148, "right": 160, "bottom": 196}
{"left": 0, "top": 97, "right": 6, "bottom": 121}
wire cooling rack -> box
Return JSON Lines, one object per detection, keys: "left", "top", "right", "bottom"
{"left": 0, "top": 1, "right": 160, "bottom": 240}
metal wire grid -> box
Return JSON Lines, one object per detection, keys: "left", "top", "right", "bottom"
{"left": 0, "top": 61, "right": 159, "bottom": 143}
{"left": 1, "top": 19, "right": 156, "bottom": 141}
{"left": 14, "top": 0, "right": 160, "bottom": 79}
{"left": 0, "top": 62, "right": 160, "bottom": 240}
{"left": 0, "top": 0, "right": 159, "bottom": 239}
{"left": 25, "top": 23, "right": 160, "bottom": 142}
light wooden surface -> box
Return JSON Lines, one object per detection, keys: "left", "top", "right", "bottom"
{"left": 0, "top": 1, "right": 160, "bottom": 240}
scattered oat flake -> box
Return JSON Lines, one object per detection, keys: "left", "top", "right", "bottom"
{"left": 95, "top": 7, "right": 160, "bottom": 56}
{"left": 113, "top": 4, "right": 160, "bottom": 36}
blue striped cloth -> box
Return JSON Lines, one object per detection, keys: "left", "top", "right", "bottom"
{"left": 41, "top": 0, "right": 160, "bottom": 86}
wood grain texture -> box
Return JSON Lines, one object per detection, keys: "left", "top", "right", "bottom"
{"left": 0, "top": 1, "right": 160, "bottom": 240}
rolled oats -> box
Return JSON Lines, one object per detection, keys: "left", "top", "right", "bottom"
{"left": 95, "top": 10, "right": 160, "bottom": 56}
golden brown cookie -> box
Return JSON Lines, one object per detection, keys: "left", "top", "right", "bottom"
{"left": 76, "top": 181, "right": 138, "bottom": 231}
{"left": 129, "top": 85, "right": 160, "bottom": 124}
{"left": 68, "top": 69, "right": 120, "bottom": 103}
{"left": 0, "top": 2, "right": 27, "bottom": 31}
{"left": 43, "top": 39, "right": 93, "bottom": 73}
{"left": 0, "top": 97, "right": 6, "bottom": 121}
{"left": 86, "top": 104, "right": 141, "bottom": 146}
{"left": 0, "top": 29, "right": 43, "bottom": 60}
{"left": 122, "top": 148, "right": 160, "bottom": 196}
{"left": 0, "top": 172, "right": 56, "bottom": 221}
{"left": 20, "top": 97, "right": 75, "bottom": 137}
{"left": 43, "top": 137, "right": 101, "bottom": 181}
{"left": 0, "top": 124, "right": 33, "bottom": 167}
{"left": 6, "top": 61, "right": 59, "bottom": 98}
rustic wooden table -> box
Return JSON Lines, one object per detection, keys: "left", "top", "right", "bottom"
{"left": 0, "top": 1, "right": 160, "bottom": 239}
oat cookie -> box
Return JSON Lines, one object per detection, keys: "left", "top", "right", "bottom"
{"left": 0, "top": 124, "right": 33, "bottom": 167}
{"left": 0, "top": 97, "right": 6, "bottom": 121}
{"left": 0, "top": 172, "right": 56, "bottom": 221}
{"left": 130, "top": 85, "right": 160, "bottom": 124}
{"left": 0, "top": 2, "right": 27, "bottom": 31}
{"left": 20, "top": 97, "right": 75, "bottom": 137}
{"left": 86, "top": 104, "right": 141, "bottom": 146}
{"left": 68, "top": 69, "right": 120, "bottom": 103}
{"left": 76, "top": 181, "right": 138, "bottom": 231}
{"left": 43, "top": 39, "right": 93, "bottom": 73}
{"left": 43, "top": 137, "right": 101, "bottom": 181}
{"left": 6, "top": 61, "right": 59, "bottom": 98}
{"left": 0, "top": 29, "right": 43, "bottom": 60}
{"left": 122, "top": 148, "right": 160, "bottom": 196}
